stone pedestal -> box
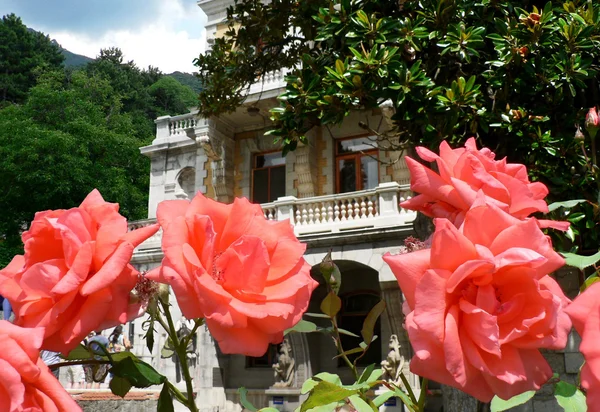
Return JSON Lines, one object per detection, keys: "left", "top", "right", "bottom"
{"left": 265, "top": 388, "right": 302, "bottom": 412}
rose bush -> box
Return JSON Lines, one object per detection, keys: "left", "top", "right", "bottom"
{"left": 401, "top": 138, "right": 566, "bottom": 230}
{"left": 0, "top": 321, "right": 81, "bottom": 411}
{"left": 383, "top": 198, "right": 571, "bottom": 401}
{"left": 147, "top": 193, "right": 318, "bottom": 356}
{"left": 565, "top": 282, "right": 600, "bottom": 411}
{"left": 0, "top": 189, "right": 158, "bottom": 353}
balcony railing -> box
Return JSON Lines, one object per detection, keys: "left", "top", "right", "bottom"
{"left": 129, "top": 182, "right": 415, "bottom": 250}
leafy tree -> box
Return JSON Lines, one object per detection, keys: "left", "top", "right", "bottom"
{"left": 85, "top": 47, "right": 162, "bottom": 140}
{"left": 195, "top": 0, "right": 600, "bottom": 251}
{"left": 0, "top": 70, "right": 149, "bottom": 265}
{"left": 149, "top": 76, "right": 198, "bottom": 115}
{"left": 168, "top": 71, "right": 203, "bottom": 93}
{"left": 0, "top": 13, "right": 64, "bottom": 104}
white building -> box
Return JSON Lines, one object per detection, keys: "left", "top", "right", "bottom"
{"left": 125, "top": 1, "right": 427, "bottom": 410}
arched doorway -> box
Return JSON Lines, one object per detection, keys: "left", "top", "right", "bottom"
{"left": 305, "top": 260, "right": 382, "bottom": 383}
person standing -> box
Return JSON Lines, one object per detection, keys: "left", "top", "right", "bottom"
{"left": 108, "top": 325, "right": 131, "bottom": 353}
{"left": 40, "top": 350, "right": 61, "bottom": 380}
{"left": 86, "top": 331, "right": 110, "bottom": 389}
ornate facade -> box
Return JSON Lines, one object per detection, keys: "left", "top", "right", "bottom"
{"left": 126, "top": 1, "right": 422, "bottom": 410}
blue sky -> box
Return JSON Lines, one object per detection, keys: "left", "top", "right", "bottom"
{"left": 0, "top": 0, "right": 207, "bottom": 73}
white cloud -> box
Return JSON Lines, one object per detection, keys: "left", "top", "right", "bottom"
{"left": 47, "top": 0, "right": 207, "bottom": 73}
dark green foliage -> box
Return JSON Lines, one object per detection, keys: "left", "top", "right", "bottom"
{"left": 0, "top": 70, "right": 150, "bottom": 266}
{"left": 0, "top": 14, "right": 64, "bottom": 104}
{"left": 168, "top": 71, "right": 203, "bottom": 93}
{"left": 196, "top": 0, "right": 600, "bottom": 250}
{"left": 149, "top": 76, "right": 198, "bottom": 116}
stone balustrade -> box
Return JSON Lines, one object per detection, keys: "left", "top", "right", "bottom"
{"left": 247, "top": 68, "right": 288, "bottom": 96}
{"left": 261, "top": 182, "right": 415, "bottom": 236}
{"left": 128, "top": 182, "right": 415, "bottom": 248}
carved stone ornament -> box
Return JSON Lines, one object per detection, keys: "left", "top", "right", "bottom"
{"left": 272, "top": 339, "right": 295, "bottom": 388}
{"left": 381, "top": 334, "right": 405, "bottom": 386}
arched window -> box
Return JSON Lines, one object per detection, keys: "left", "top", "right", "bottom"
{"left": 176, "top": 167, "right": 196, "bottom": 199}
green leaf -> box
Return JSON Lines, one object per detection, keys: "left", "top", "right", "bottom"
{"left": 337, "top": 328, "right": 360, "bottom": 338}
{"left": 554, "top": 381, "right": 587, "bottom": 412}
{"left": 300, "top": 381, "right": 359, "bottom": 412}
{"left": 239, "top": 387, "right": 258, "bottom": 412}
{"left": 285, "top": 319, "right": 318, "bottom": 334}
{"left": 332, "top": 347, "right": 364, "bottom": 359}
{"left": 320, "top": 291, "right": 342, "bottom": 318}
{"left": 145, "top": 318, "right": 156, "bottom": 353}
{"left": 348, "top": 394, "right": 374, "bottom": 412}
{"left": 61, "top": 344, "right": 92, "bottom": 360}
{"left": 157, "top": 383, "right": 175, "bottom": 412}
{"left": 373, "top": 391, "right": 395, "bottom": 407}
{"left": 547, "top": 199, "right": 587, "bottom": 212}
{"left": 358, "top": 364, "right": 376, "bottom": 383}
{"left": 109, "top": 376, "right": 132, "bottom": 398}
{"left": 335, "top": 59, "right": 345, "bottom": 75}
{"left": 110, "top": 356, "right": 166, "bottom": 388}
{"left": 561, "top": 250, "right": 600, "bottom": 270}
{"left": 303, "top": 312, "right": 331, "bottom": 319}
{"left": 301, "top": 373, "right": 342, "bottom": 394}
{"left": 490, "top": 391, "right": 535, "bottom": 412}
{"left": 361, "top": 300, "right": 386, "bottom": 344}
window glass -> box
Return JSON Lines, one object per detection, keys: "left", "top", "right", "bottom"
{"left": 252, "top": 168, "right": 269, "bottom": 204}
{"left": 360, "top": 156, "right": 379, "bottom": 190}
{"left": 252, "top": 152, "right": 286, "bottom": 203}
{"left": 338, "top": 159, "right": 357, "bottom": 193}
{"left": 270, "top": 165, "right": 286, "bottom": 201}
{"left": 256, "top": 152, "right": 286, "bottom": 168}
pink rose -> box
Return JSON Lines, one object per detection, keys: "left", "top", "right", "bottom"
{"left": 401, "top": 138, "right": 567, "bottom": 230}
{"left": 0, "top": 190, "right": 158, "bottom": 353}
{"left": 565, "top": 282, "right": 600, "bottom": 411}
{"left": 383, "top": 199, "right": 571, "bottom": 401}
{"left": 147, "top": 193, "right": 318, "bottom": 356}
{"left": 0, "top": 321, "right": 81, "bottom": 411}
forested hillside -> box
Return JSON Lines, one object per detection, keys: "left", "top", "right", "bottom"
{"left": 0, "top": 14, "right": 200, "bottom": 266}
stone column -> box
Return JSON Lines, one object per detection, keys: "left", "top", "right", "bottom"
{"left": 194, "top": 118, "right": 235, "bottom": 203}
{"left": 295, "top": 132, "right": 318, "bottom": 198}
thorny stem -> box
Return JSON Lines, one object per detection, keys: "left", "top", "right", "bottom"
{"left": 159, "top": 301, "right": 199, "bottom": 412}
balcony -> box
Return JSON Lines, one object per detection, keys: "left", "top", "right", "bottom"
{"left": 129, "top": 182, "right": 416, "bottom": 252}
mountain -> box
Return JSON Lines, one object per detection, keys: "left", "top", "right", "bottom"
{"left": 28, "top": 28, "right": 201, "bottom": 91}
{"left": 167, "top": 71, "right": 203, "bottom": 93}
{"left": 55, "top": 43, "right": 95, "bottom": 67}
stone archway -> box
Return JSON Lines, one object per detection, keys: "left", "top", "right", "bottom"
{"left": 304, "top": 260, "right": 382, "bottom": 383}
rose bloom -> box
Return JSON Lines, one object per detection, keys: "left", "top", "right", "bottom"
{"left": 401, "top": 138, "right": 567, "bottom": 230}
{"left": 0, "top": 190, "right": 158, "bottom": 353}
{"left": 147, "top": 193, "right": 318, "bottom": 356}
{"left": 565, "top": 282, "right": 600, "bottom": 411}
{"left": 383, "top": 198, "right": 571, "bottom": 401}
{"left": 0, "top": 321, "right": 81, "bottom": 411}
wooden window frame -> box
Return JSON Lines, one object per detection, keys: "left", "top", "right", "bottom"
{"left": 334, "top": 136, "right": 379, "bottom": 194}
{"left": 251, "top": 150, "right": 286, "bottom": 203}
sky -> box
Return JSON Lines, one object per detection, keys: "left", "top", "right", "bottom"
{"left": 0, "top": 0, "right": 207, "bottom": 73}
